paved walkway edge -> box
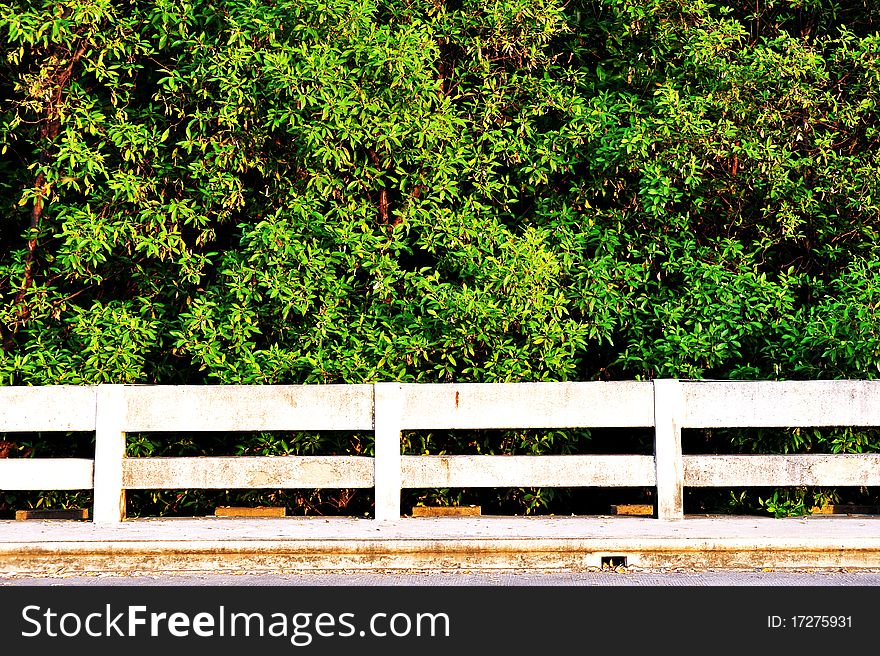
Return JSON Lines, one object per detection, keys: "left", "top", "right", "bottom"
{"left": 3, "top": 516, "right": 880, "bottom": 574}
{"left": 3, "top": 515, "right": 880, "bottom": 574}
{"left": 4, "top": 543, "right": 880, "bottom": 575}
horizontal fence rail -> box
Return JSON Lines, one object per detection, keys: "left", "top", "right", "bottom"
{"left": 0, "top": 458, "right": 94, "bottom": 490}
{"left": 682, "top": 380, "right": 880, "bottom": 427}
{"left": 1, "top": 380, "right": 879, "bottom": 522}
{"left": 400, "top": 455, "right": 657, "bottom": 489}
{"left": 122, "top": 456, "right": 375, "bottom": 490}
{"left": 683, "top": 454, "right": 880, "bottom": 487}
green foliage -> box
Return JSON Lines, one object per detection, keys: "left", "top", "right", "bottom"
{"left": 2, "top": 0, "right": 880, "bottom": 517}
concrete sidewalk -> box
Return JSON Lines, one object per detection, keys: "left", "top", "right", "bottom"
{"left": 2, "top": 514, "right": 879, "bottom": 575}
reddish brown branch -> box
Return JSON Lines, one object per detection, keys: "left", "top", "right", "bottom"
{"left": 378, "top": 188, "right": 389, "bottom": 224}
{"left": 367, "top": 148, "right": 395, "bottom": 226}
{"left": 3, "top": 39, "right": 89, "bottom": 353}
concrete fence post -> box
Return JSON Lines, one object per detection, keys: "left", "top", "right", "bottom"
{"left": 373, "top": 382, "right": 404, "bottom": 521}
{"left": 653, "top": 379, "right": 684, "bottom": 520}
{"left": 93, "top": 385, "right": 127, "bottom": 523}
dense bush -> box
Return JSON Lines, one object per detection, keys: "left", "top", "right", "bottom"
{"left": 1, "top": 1, "right": 879, "bottom": 516}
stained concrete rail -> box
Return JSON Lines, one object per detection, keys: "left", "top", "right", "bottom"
{"left": 2, "top": 515, "right": 879, "bottom": 576}
{"left": 4, "top": 380, "right": 880, "bottom": 577}
{"left": 5, "top": 380, "right": 880, "bottom": 524}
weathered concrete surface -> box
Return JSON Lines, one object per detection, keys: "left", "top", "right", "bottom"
{"left": 398, "top": 381, "right": 655, "bottom": 429}
{"left": 401, "top": 455, "right": 655, "bottom": 488}
{"left": 682, "top": 379, "right": 880, "bottom": 427}
{"left": 123, "top": 456, "right": 374, "bottom": 489}
{"left": 124, "top": 384, "right": 374, "bottom": 432}
{"left": 0, "top": 384, "right": 97, "bottom": 431}
{"left": 93, "top": 384, "right": 126, "bottom": 523}
{"left": 684, "top": 454, "right": 880, "bottom": 486}
{"left": 1, "top": 515, "right": 878, "bottom": 576}
{"left": 374, "top": 382, "right": 404, "bottom": 521}
{"left": 6, "top": 571, "right": 880, "bottom": 585}
{"left": 654, "top": 379, "right": 684, "bottom": 519}
{"left": 6, "top": 381, "right": 880, "bottom": 525}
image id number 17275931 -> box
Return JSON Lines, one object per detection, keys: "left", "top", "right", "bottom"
{"left": 767, "top": 615, "right": 852, "bottom": 629}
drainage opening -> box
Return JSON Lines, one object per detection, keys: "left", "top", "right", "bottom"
{"left": 601, "top": 556, "right": 627, "bottom": 569}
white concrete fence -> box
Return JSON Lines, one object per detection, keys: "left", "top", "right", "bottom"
{"left": 1, "top": 380, "right": 880, "bottom": 523}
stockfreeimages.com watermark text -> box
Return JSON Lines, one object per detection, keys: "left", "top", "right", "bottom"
{"left": 21, "top": 604, "right": 451, "bottom": 646}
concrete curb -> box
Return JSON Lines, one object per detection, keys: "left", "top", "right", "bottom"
{"left": 2, "top": 515, "right": 879, "bottom": 575}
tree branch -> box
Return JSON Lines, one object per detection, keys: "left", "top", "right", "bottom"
{"left": 3, "top": 38, "right": 89, "bottom": 353}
